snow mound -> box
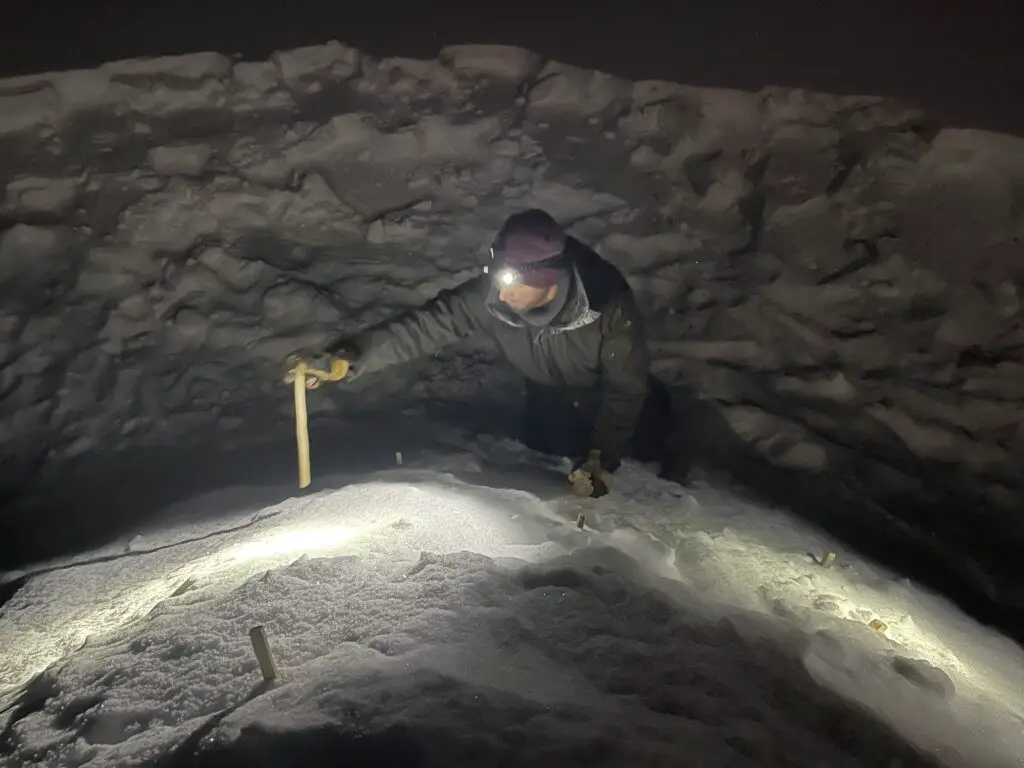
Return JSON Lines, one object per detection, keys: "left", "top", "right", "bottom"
{"left": 0, "top": 520, "right": 933, "bottom": 768}
{"left": 3, "top": 433, "right": 1024, "bottom": 767}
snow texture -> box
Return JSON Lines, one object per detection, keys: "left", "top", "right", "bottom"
{"left": 3, "top": 425, "right": 1024, "bottom": 767}
{"left": 0, "top": 41, "right": 1022, "bottom": 656}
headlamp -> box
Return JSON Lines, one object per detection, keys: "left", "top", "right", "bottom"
{"left": 496, "top": 268, "right": 519, "bottom": 286}
{"left": 483, "top": 248, "right": 519, "bottom": 285}
{"left": 484, "top": 242, "right": 569, "bottom": 287}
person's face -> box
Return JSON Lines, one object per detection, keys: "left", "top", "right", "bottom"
{"left": 498, "top": 281, "right": 552, "bottom": 312}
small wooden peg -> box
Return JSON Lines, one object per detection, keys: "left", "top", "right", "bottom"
{"left": 249, "top": 625, "right": 279, "bottom": 681}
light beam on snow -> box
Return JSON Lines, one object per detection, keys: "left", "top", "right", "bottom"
{"left": 677, "top": 514, "right": 1024, "bottom": 728}
{"left": 223, "top": 524, "right": 362, "bottom": 564}
{"left": 5, "top": 465, "right": 1024, "bottom": 766}
{"left": 0, "top": 478, "right": 561, "bottom": 709}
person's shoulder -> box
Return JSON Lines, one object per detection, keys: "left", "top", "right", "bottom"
{"left": 567, "top": 237, "right": 631, "bottom": 311}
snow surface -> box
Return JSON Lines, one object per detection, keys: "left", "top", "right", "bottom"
{"left": 2, "top": 40, "right": 1024, "bottom": 768}
{"left": 2, "top": 423, "right": 1024, "bottom": 767}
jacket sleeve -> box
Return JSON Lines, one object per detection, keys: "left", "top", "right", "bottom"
{"left": 590, "top": 291, "right": 651, "bottom": 467}
{"left": 343, "top": 274, "right": 491, "bottom": 379}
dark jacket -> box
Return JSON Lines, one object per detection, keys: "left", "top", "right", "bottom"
{"left": 343, "top": 238, "right": 651, "bottom": 464}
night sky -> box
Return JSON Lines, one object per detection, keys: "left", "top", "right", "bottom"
{"left": 2, "top": 0, "right": 1022, "bottom": 135}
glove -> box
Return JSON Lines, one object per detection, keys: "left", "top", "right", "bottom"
{"left": 282, "top": 348, "right": 350, "bottom": 390}
{"left": 567, "top": 449, "right": 615, "bottom": 498}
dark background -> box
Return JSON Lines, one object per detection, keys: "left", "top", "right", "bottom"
{"left": 2, "top": 0, "right": 1022, "bottom": 135}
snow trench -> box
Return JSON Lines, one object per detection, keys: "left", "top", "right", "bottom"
{"left": 0, "top": 40, "right": 1022, "bottom": 680}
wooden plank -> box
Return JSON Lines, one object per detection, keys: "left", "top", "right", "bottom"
{"left": 293, "top": 362, "right": 311, "bottom": 489}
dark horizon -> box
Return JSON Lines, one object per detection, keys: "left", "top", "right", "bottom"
{"left": 2, "top": 0, "right": 1022, "bottom": 136}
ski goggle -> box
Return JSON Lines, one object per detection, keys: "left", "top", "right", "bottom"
{"left": 484, "top": 245, "right": 567, "bottom": 287}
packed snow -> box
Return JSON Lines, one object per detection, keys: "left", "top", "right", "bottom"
{"left": 2, "top": 422, "right": 1023, "bottom": 767}
{"left": 2, "top": 38, "right": 1024, "bottom": 768}
{"left": 1, "top": 40, "right": 1022, "bottom": 591}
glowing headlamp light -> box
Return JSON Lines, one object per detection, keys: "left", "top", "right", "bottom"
{"left": 483, "top": 247, "right": 522, "bottom": 286}
{"left": 496, "top": 268, "right": 519, "bottom": 286}
{"left": 484, "top": 243, "right": 567, "bottom": 288}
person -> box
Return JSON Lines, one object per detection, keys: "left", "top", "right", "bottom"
{"left": 283, "top": 208, "right": 673, "bottom": 498}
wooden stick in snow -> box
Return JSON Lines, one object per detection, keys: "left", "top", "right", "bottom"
{"left": 293, "top": 362, "right": 311, "bottom": 489}
{"left": 249, "top": 625, "right": 279, "bottom": 681}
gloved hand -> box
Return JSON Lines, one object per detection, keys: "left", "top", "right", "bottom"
{"left": 568, "top": 449, "right": 615, "bottom": 498}
{"left": 282, "top": 348, "right": 350, "bottom": 390}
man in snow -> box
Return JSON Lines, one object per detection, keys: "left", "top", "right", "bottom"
{"left": 283, "top": 208, "right": 673, "bottom": 498}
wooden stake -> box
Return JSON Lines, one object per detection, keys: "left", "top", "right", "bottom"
{"left": 248, "top": 625, "right": 279, "bottom": 681}
{"left": 576, "top": 512, "right": 586, "bottom": 530}
{"left": 293, "top": 362, "right": 311, "bottom": 489}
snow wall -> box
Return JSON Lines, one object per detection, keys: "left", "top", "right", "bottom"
{"left": 0, "top": 43, "right": 1021, "bottom": 582}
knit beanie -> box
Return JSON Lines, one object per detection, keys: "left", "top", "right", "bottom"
{"left": 493, "top": 209, "right": 569, "bottom": 288}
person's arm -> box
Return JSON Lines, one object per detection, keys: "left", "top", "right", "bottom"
{"left": 341, "top": 274, "right": 491, "bottom": 379}
{"left": 589, "top": 291, "right": 651, "bottom": 469}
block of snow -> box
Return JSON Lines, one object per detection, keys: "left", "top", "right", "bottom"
{"left": 720, "top": 404, "right": 829, "bottom": 471}
{"left": 148, "top": 144, "right": 213, "bottom": 176}
{"left": 618, "top": 98, "right": 700, "bottom": 140}
{"left": 651, "top": 339, "right": 782, "bottom": 371}
{"left": 517, "top": 179, "right": 628, "bottom": 223}
{"left": 284, "top": 113, "right": 403, "bottom": 164}
{"left": 274, "top": 41, "right": 360, "bottom": 94}
{"left": 0, "top": 224, "right": 69, "bottom": 286}
{"left": 286, "top": 112, "right": 497, "bottom": 171}
{"left": 274, "top": 174, "right": 363, "bottom": 233}
{"left": 206, "top": 321, "right": 273, "bottom": 350}
{"left": 439, "top": 45, "right": 543, "bottom": 82}
{"left": 866, "top": 405, "right": 961, "bottom": 462}
{"left": 168, "top": 306, "right": 210, "bottom": 345}
{"left": 123, "top": 79, "right": 228, "bottom": 118}
{"left": 86, "top": 243, "right": 163, "bottom": 281}
{"left": 774, "top": 372, "right": 858, "bottom": 403}
{"left": 963, "top": 362, "right": 1024, "bottom": 401}
{"left": 100, "top": 51, "right": 232, "bottom": 81}
{"left": 758, "top": 86, "right": 845, "bottom": 128}
{"left": 2, "top": 175, "right": 85, "bottom": 216}
{"left": 527, "top": 61, "right": 630, "bottom": 116}
{"left": 694, "top": 87, "right": 762, "bottom": 142}
{"left": 197, "top": 247, "right": 265, "bottom": 292}
{"left": 599, "top": 232, "right": 695, "bottom": 270}
{"left": 921, "top": 128, "right": 1024, "bottom": 175}
{"left": 232, "top": 60, "right": 279, "bottom": 92}
{"left": 51, "top": 69, "right": 118, "bottom": 113}
{"left": 0, "top": 84, "right": 59, "bottom": 137}
{"left": 631, "top": 79, "right": 691, "bottom": 107}
{"left": 231, "top": 61, "right": 294, "bottom": 112}
{"left": 74, "top": 268, "right": 138, "bottom": 296}
{"left": 368, "top": 57, "right": 459, "bottom": 97}
{"left": 417, "top": 115, "right": 502, "bottom": 159}
{"left": 774, "top": 440, "right": 829, "bottom": 472}
{"left": 262, "top": 282, "right": 339, "bottom": 329}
